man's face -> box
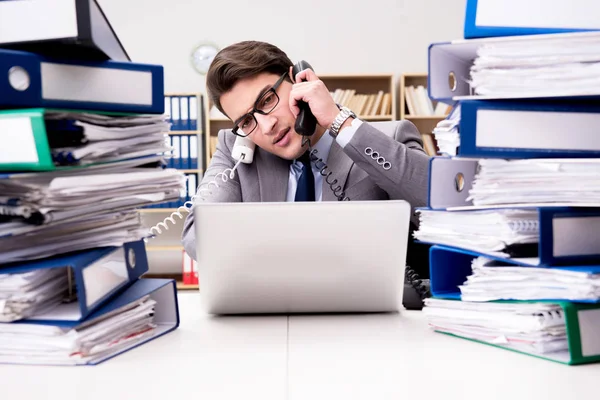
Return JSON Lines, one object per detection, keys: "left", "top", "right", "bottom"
{"left": 220, "top": 72, "right": 306, "bottom": 160}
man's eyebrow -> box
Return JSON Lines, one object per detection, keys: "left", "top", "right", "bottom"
{"left": 233, "top": 84, "right": 272, "bottom": 123}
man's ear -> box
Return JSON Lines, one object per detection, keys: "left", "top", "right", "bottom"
{"left": 288, "top": 66, "right": 295, "bottom": 84}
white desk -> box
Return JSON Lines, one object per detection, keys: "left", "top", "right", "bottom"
{"left": 1, "top": 292, "right": 598, "bottom": 400}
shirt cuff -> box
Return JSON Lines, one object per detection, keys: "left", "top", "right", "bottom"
{"left": 335, "top": 118, "right": 364, "bottom": 148}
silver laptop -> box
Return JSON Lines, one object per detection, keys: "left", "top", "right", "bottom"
{"left": 194, "top": 200, "right": 411, "bottom": 314}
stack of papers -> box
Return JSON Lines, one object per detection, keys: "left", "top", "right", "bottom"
{"left": 432, "top": 103, "right": 460, "bottom": 156}
{"left": 423, "top": 298, "right": 568, "bottom": 355}
{"left": 467, "top": 158, "right": 600, "bottom": 206}
{"left": 44, "top": 112, "right": 172, "bottom": 166}
{"left": 414, "top": 208, "right": 539, "bottom": 256}
{"left": 0, "top": 211, "right": 145, "bottom": 264}
{"left": 0, "top": 167, "right": 184, "bottom": 224}
{"left": 0, "top": 268, "right": 70, "bottom": 322}
{"left": 459, "top": 256, "right": 600, "bottom": 302}
{"left": 469, "top": 35, "right": 600, "bottom": 97}
{"left": 0, "top": 156, "right": 185, "bottom": 263}
{"left": 0, "top": 295, "right": 157, "bottom": 365}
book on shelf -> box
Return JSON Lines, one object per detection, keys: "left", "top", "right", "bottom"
{"left": 405, "top": 85, "right": 451, "bottom": 116}
{"left": 329, "top": 89, "right": 392, "bottom": 116}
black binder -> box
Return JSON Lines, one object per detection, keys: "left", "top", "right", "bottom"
{"left": 0, "top": 0, "right": 130, "bottom": 62}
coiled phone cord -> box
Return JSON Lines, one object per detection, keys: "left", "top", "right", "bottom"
{"left": 309, "top": 144, "right": 429, "bottom": 303}
{"left": 405, "top": 267, "right": 430, "bottom": 302}
{"left": 308, "top": 148, "right": 349, "bottom": 202}
{"left": 149, "top": 155, "right": 246, "bottom": 236}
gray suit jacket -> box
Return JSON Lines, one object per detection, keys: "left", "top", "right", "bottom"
{"left": 182, "top": 120, "right": 431, "bottom": 260}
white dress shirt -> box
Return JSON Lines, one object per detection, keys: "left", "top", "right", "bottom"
{"left": 286, "top": 118, "right": 364, "bottom": 201}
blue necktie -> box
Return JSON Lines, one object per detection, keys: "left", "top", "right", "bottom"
{"left": 294, "top": 151, "right": 315, "bottom": 202}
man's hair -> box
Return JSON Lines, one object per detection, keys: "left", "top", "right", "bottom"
{"left": 206, "top": 41, "right": 293, "bottom": 116}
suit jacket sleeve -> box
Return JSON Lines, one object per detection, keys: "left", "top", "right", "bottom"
{"left": 342, "top": 120, "right": 431, "bottom": 211}
{"left": 181, "top": 130, "right": 242, "bottom": 260}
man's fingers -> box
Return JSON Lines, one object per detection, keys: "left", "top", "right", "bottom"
{"left": 294, "top": 67, "right": 317, "bottom": 83}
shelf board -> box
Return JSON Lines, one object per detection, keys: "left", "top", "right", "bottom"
{"left": 210, "top": 117, "right": 230, "bottom": 122}
{"left": 146, "top": 245, "right": 184, "bottom": 251}
{"left": 319, "top": 73, "right": 394, "bottom": 79}
{"left": 404, "top": 115, "right": 447, "bottom": 120}
{"left": 143, "top": 274, "right": 198, "bottom": 291}
{"left": 360, "top": 114, "right": 393, "bottom": 120}
{"left": 138, "top": 208, "right": 181, "bottom": 213}
{"left": 176, "top": 282, "right": 199, "bottom": 290}
{"left": 180, "top": 169, "right": 203, "bottom": 173}
{"left": 401, "top": 73, "right": 428, "bottom": 78}
{"left": 166, "top": 92, "right": 201, "bottom": 97}
{"left": 168, "top": 130, "right": 202, "bottom": 135}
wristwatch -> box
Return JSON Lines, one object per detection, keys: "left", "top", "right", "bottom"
{"left": 328, "top": 106, "right": 356, "bottom": 138}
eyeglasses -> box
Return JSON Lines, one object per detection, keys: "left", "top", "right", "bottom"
{"left": 232, "top": 72, "right": 288, "bottom": 137}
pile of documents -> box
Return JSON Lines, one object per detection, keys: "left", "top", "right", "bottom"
{"left": 0, "top": 153, "right": 185, "bottom": 263}
{"left": 459, "top": 256, "right": 600, "bottom": 302}
{"left": 45, "top": 112, "right": 171, "bottom": 166}
{"left": 0, "top": 0, "right": 182, "bottom": 365}
{"left": 0, "top": 267, "right": 70, "bottom": 322}
{"left": 419, "top": 2, "right": 600, "bottom": 366}
{"left": 0, "top": 278, "right": 178, "bottom": 366}
{"left": 470, "top": 34, "right": 600, "bottom": 97}
{"left": 0, "top": 295, "right": 156, "bottom": 365}
{"left": 414, "top": 208, "right": 539, "bottom": 256}
{"left": 424, "top": 299, "right": 570, "bottom": 356}
{"left": 467, "top": 159, "right": 600, "bottom": 206}
{"left": 431, "top": 103, "right": 460, "bottom": 156}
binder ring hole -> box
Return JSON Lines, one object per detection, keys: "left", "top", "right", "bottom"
{"left": 454, "top": 173, "right": 465, "bottom": 192}
{"left": 383, "top": 162, "right": 391, "bottom": 170}
{"left": 365, "top": 147, "right": 373, "bottom": 155}
{"left": 371, "top": 151, "right": 379, "bottom": 159}
{"left": 8, "top": 66, "right": 30, "bottom": 91}
{"left": 127, "top": 248, "right": 137, "bottom": 269}
{"left": 377, "top": 156, "right": 385, "bottom": 165}
{"left": 448, "top": 71, "right": 457, "bottom": 92}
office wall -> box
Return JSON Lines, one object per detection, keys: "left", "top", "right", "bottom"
{"left": 99, "top": 0, "right": 466, "bottom": 93}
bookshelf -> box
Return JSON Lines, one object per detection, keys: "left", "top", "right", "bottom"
{"left": 204, "top": 74, "right": 397, "bottom": 165}
{"left": 140, "top": 92, "right": 205, "bottom": 290}
{"left": 399, "top": 73, "right": 449, "bottom": 156}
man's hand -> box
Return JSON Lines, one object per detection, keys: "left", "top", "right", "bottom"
{"left": 288, "top": 67, "right": 341, "bottom": 130}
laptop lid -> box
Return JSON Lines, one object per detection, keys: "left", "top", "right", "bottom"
{"left": 194, "top": 200, "right": 411, "bottom": 314}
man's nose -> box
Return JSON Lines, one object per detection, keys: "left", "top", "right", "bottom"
{"left": 254, "top": 113, "right": 277, "bottom": 135}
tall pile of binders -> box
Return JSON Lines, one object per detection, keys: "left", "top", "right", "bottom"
{"left": 416, "top": 0, "right": 600, "bottom": 365}
{"left": 0, "top": 0, "right": 181, "bottom": 365}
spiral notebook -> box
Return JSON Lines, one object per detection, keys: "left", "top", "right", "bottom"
{"left": 423, "top": 298, "right": 600, "bottom": 365}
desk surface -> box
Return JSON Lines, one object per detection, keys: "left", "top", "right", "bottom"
{"left": 1, "top": 292, "right": 599, "bottom": 400}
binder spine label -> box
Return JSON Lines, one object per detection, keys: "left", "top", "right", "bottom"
{"left": 81, "top": 248, "right": 129, "bottom": 308}
{"left": 552, "top": 216, "right": 600, "bottom": 257}
{"left": 577, "top": 308, "right": 600, "bottom": 357}
{"left": 0, "top": 116, "right": 38, "bottom": 163}
{"left": 40, "top": 63, "right": 153, "bottom": 105}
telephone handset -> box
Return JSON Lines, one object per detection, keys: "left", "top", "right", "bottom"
{"left": 292, "top": 60, "right": 318, "bottom": 137}
{"left": 231, "top": 135, "right": 255, "bottom": 164}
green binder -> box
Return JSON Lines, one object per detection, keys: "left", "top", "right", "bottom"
{"left": 0, "top": 108, "right": 54, "bottom": 171}
{"left": 0, "top": 108, "right": 141, "bottom": 172}
{"left": 427, "top": 300, "right": 600, "bottom": 365}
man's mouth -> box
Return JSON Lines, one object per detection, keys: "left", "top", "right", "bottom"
{"left": 273, "top": 127, "right": 291, "bottom": 145}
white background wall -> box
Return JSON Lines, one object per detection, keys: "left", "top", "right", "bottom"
{"left": 99, "top": 0, "right": 466, "bottom": 93}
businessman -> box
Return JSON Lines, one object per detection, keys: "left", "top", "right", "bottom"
{"left": 182, "top": 41, "right": 431, "bottom": 271}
